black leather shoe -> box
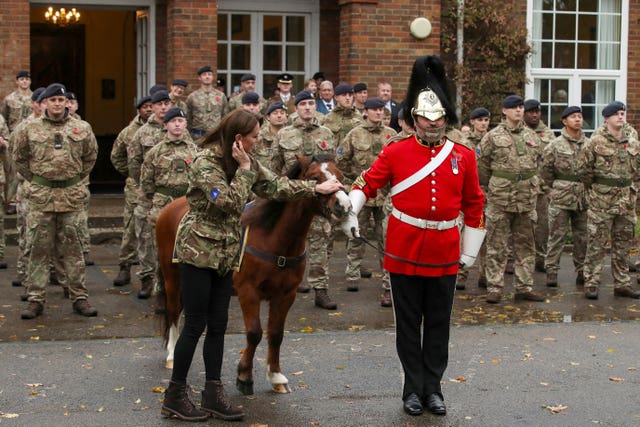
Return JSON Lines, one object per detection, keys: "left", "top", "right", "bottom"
{"left": 425, "top": 393, "right": 446, "bottom": 415}
{"left": 614, "top": 286, "right": 640, "bottom": 299}
{"left": 584, "top": 286, "right": 598, "bottom": 300}
{"left": 403, "top": 393, "right": 423, "bottom": 416}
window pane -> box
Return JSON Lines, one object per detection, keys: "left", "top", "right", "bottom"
{"left": 598, "top": 43, "right": 620, "bottom": 69}
{"left": 264, "top": 15, "right": 282, "bottom": 42}
{"left": 532, "top": 41, "right": 543, "bottom": 67}
{"left": 537, "top": 79, "right": 550, "bottom": 102}
{"left": 554, "top": 42, "right": 575, "bottom": 68}
{"left": 263, "top": 45, "right": 281, "bottom": 71}
{"left": 231, "top": 15, "right": 250, "bottom": 41}
{"left": 577, "top": 14, "right": 597, "bottom": 41}
{"left": 549, "top": 80, "right": 569, "bottom": 129}
{"left": 286, "top": 46, "right": 305, "bottom": 71}
{"left": 542, "top": 13, "right": 554, "bottom": 39}
{"left": 578, "top": 0, "right": 598, "bottom": 12}
{"left": 541, "top": 42, "right": 553, "bottom": 68}
{"left": 581, "top": 80, "right": 597, "bottom": 130}
{"left": 218, "top": 14, "right": 228, "bottom": 40}
{"left": 542, "top": 0, "right": 554, "bottom": 10}
{"left": 287, "top": 16, "right": 305, "bottom": 42}
{"left": 576, "top": 42, "right": 596, "bottom": 68}
{"left": 231, "top": 44, "right": 250, "bottom": 69}
{"left": 217, "top": 44, "right": 227, "bottom": 70}
{"left": 263, "top": 74, "right": 279, "bottom": 99}
{"left": 555, "top": 0, "right": 576, "bottom": 11}
{"left": 230, "top": 74, "right": 244, "bottom": 94}
{"left": 292, "top": 75, "right": 305, "bottom": 93}
{"left": 555, "top": 13, "right": 576, "bottom": 40}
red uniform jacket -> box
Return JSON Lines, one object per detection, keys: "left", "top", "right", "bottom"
{"left": 354, "top": 135, "right": 485, "bottom": 277}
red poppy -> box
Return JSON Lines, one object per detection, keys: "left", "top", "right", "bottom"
{"left": 215, "top": 96, "right": 220, "bottom": 102}
{"left": 321, "top": 141, "right": 327, "bottom": 148}
{"left": 74, "top": 128, "right": 80, "bottom": 134}
{"left": 185, "top": 158, "right": 192, "bottom": 165}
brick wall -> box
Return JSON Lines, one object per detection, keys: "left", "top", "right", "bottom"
{"left": 0, "top": 0, "right": 30, "bottom": 97}
{"left": 155, "top": 1, "right": 167, "bottom": 86}
{"left": 338, "top": 0, "right": 441, "bottom": 101}
{"left": 628, "top": 0, "right": 640, "bottom": 127}
{"left": 319, "top": 0, "right": 341, "bottom": 84}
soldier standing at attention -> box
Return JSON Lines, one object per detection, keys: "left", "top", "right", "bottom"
{"left": 239, "top": 92, "right": 263, "bottom": 121}
{"left": 186, "top": 66, "right": 227, "bottom": 141}
{"left": 353, "top": 83, "right": 368, "bottom": 116}
{"left": 337, "top": 97, "right": 396, "bottom": 305}
{"left": 323, "top": 83, "right": 363, "bottom": 146}
{"left": 268, "top": 73, "right": 296, "bottom": 114}
{"left": 255, "top": 102, "right": 287, "bottom": 168}
{"left": 478, "top": 95, "right": 545, "bottom": 304}
{"left": 540, "top": 106, "right": 588, "bottom": 287}
{"left": 270, "top": 90, "right": 338, "bottom": 309}
{"left": 578, "top": 101, "right": 640, "bottom": 300}
{"left": 110, "top": 95, "right": 153, "bottom": 287}
{"left": 225, "top": 73, "right": 267, "bottom": 115}
{"left": 2, "top": 70, "right": 33, "bottom": 133}
{"left": 169, "top": 79, "right": 189, "bottom": 114}
{"left": 0, "top": 111, "right": 9, "bottom": 269}
{"left": 14, "top": 83, "right": 98, "bottom": 319}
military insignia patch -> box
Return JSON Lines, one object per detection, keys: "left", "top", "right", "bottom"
{"left": 475, "top": 147, "right": 481, "bottom": 155}
{"left": 210, "top": 188, "right": 220, "bottom": 200}
{"left": 337, "top": 147, "right": 343, "bottom": 155}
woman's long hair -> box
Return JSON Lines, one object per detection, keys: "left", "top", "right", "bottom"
{"left": 200, "top": 109, "right": 259, "bottom": 182}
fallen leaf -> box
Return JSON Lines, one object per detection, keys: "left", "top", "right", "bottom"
{"left": 544, "top": 404, "right": 568, "bottom": 414}
{"left": 628, "top": 367, "right": 637, "bottom": 371}
{"left": 291, "top": 371, "right": 304, "bottom": 376}
{"left": 587, "top": 335, "right": 596, "bottom": 339}
{"left": 250, "top": 424, "right": 268, "bottom": 427}
{"left": 543, "top": 337, "right": 557, "bottom": 342}
{"left": 29, "top": 391, "right": 39, "bottom": 396}
{"left": 450, "top": 376, "right": 466, "bottom": 382}
{"left": 606, "top": 349, "right": 615, "bottom": 353}
{"left": 301, "top": 326, "right": 314, "bottom": 333}
{"left": 30, "top": 336, "right": 40, "bottom": 341}
{"left": 336, "top": 365, "right": 345, "bottom": 370}
{"left": 86, "top": 354, "right": 93, "bottom": 359}
{"left": 0, "top": 413, "right": 20, "bottom": 419}
{"left": 151, "top": 387, "right": 165, "bottom": 393}
{"left": 135, "top": 398, "right": 141, "bottom": 404}
{"left": 328, "top": 312, "right": 343, "bottom": 316}
{"left": 491, "top": 358, "right": 500, "bottom": 364}
{"left": 114, "top": 387, "right": 125, "bottom": 391}
{"left": 97, "top": 407, "right": 105, "bottom": 412}
{"left": 26, "top": 383, "right": 43, "bottom": 388}
{"left": 609, "top": 377, "right": 624, "bottom": 382}
{"left": 540, "top": 382, "right": 549, "bottom": 386}
{"left": 348, "top": 325, "right": 365, "bottom": 332}
{"left": 310, "top": 422, "right": 320, "bottom": 426}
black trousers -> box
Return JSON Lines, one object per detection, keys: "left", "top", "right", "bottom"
{"left": 390, "top": 273, "right": 456, "bottom": 400}
{"left": 171, "top": 263, "right": 233, "bottom": 384}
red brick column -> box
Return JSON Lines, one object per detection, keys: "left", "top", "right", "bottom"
{"left": 628, "top": 0, "right": 640, "bottom": 127}
{"left": 165, "top": 0, "right": 218, "bottom": 87}
{"left": 0, "top": 0, "right": 30, "bottom": 96}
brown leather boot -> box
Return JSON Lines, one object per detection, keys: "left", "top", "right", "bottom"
{"left": 161, "top": 381, "right": 208, "bottom": 421}
{"left": 546, "top": 273, "right": 558, "bottom": 287}
{"left": 201, "top": 380, "right": 244, "bottom": 421}
{"left": 314, "top": 289, "right": 337, "bottom": 310}
{"left": 360, "top": 268, "right": 372, "bottom": 278}
{"left": 380, "top": 289, "right": 392, "bottom": 307}
{"left": 113, "top": 264, "right": 131, "bottom": 287}
{"left": 21, "top": 301, "right": 44, "bottom": 319}
{"left": 73, "top": 299, "right": 98, "bottom": 317}
{"left": 138, "top": 276, "right": 154, "bottom": 299}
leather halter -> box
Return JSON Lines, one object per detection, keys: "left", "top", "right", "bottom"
{"left": 244, "top": 245, "right": 306, "bottom": 268}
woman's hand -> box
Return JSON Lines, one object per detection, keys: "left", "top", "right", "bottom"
{"left": 232, "top": 140, "right": 251, "bottom": 170}
{"left": 315, "top": 178, "right": 344, "bottom": 195}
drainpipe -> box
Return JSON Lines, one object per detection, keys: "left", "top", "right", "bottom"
{"left": 456, "top": 0, "right": 464, "bottom": 120}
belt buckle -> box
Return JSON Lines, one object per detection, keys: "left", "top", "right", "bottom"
{"left": 516, "top": 172, "right": 524, "bottom": 181}
{"left": 277, "top": 256, "right": 286, "bottom": 268}
{"left": 617, "top": 179, "right": 625, "bottom": 186}
{"left": 437, "top": 221, "right": 447, "bottom": 231}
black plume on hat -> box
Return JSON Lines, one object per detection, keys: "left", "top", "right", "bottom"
{"left": 402, "top": 55, "right": 457, "bottom": 128}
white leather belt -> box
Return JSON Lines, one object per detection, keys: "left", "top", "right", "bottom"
{"left": 392, "top": 207, "right": 460, "bottom": 230}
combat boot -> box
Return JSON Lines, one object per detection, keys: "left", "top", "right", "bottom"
{"left": 380, "top": 289, "right": 392, "bottom": 307}
{"left": 360, "top": 268, "right": 372, "bottom": 278}
{"left": 161, "top": 381, "right": 208, "bottom": 421}
{"left": 138, "top": 276, "right": 154, "bottom": 299}
{"left": 12, "top": 279, "right": 22, "bottom": 287}
{"left": 486, "top": 291, "right": 502, "bottom": 304}
{"left": 113, "top": 264, "right": 131, "bottom": 287}
{"left": 73, "top": 299, "right": 98, "bottom": 317}
{"left": 21, "top": 301, "right": 44, "bottom": 319}
{"left": 477, "top": 276, "right": 488, "bottom": 288}
{"left": 314, "top": 289, "right": 337, "bottom": 310}
{"left": 346, "top": 280, "right": 359, "bottom": 292}
{"left": 546, "top": 273, "right": 558, "bottom": 287}
{"left": 576, "top": 271, "right": 585, "bottom": 286}
{"left": 534, "top": 259, "right": 546, "bottom": 272}
{"left": 201, "top": 380, "right": 245, "bottom": 421}
{"left": 584, "top": 286, "right": 598, "bottom": 299}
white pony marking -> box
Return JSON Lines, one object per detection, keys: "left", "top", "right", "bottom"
{"left": 165, "top": 322, "right": 180, "bottom": 369}
{"left": 267, "top": 365, "right": 291, "bottom": 393}
{"left": 320, "top": 162, "right": 351, "bottom": 214}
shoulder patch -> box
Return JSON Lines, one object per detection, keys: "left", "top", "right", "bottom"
{"left": 209, "top": 188, "right": 220, "bottom": 200}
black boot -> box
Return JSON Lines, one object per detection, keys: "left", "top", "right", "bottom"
{"left": 138, "top": 276, "right": 153, "bottom": 299}
{"left": 113, "top": 264, "right": 131, "bottom": 286}
{"left": 201, "top": 380, "right": 245, "bottom": 421}
{"left": 161, "top": 381, "right": 208, "bottom": 421}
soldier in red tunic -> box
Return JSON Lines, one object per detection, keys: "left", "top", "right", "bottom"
{"left": 342, "top": 56, "right": 485, "bottom": 416}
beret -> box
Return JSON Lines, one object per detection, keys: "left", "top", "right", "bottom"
{"left": 151, "top": 90, "right": 171, "bottom": 104}
{"left": 197, "top": 65, "right": 212, "bottom": 75}
{"left": 294, "top": 90, "right": 314, "bottom": 105}
{"left": 364, "top": 97, "right": 386, "bottom": 110}
{"left": 65, "top": 91, "right": 77, "bottom": 101}
{"left": 278, "top": 73, "right": 293, "bottom": 84}
{"left": 334, "top": 83, "right": 353, "bottom": 96}
{"left": 163, "top": 107, "right": 186, "bottom": 123}
{"left": 149, "top": 84, "right": 167, "bottom": 96}
{"left": 524, "top": 99, "right": 541, "bottom": 112}
{"left": 172, "top": 79, "right": 188, "bottom": 87}
{"left": 353, "top": 82, "right": 367, "bottom": 93}
{"left": 136, "top": 95, "right": 152, "bottom": 109}
{"left": 41, "top": 83, "right": 67, "bottom": 100}
{"left": 469, "top": 107, "right": 491, "bottom": 120}
{"left": 561, "top": 106, "right": 582, "bottom": 119}
{"left": 240, "top": 73, "right": 256, "bottom": 82}
{"left": 216, "top": 77, "right": 226, "bottom": 87}
{"left": 241, "top": 92, "right": 260, "bottom": 105}
{"left": 602, "top": 101, "right": 626, "bottom": 117}
{"left": 502, "top": 95, "right": 524, "bottom": 109}
{"left": 266, "top": 102, "right": 287, "bottom": 116}
{"left": 16, "top": 70, "right": 30, "bottom": 79}
{"left": 31, "top": 87, "right": 46, "bottom": 102}
{"left": 312, "top": 72, "right": 325, "bottom": 80}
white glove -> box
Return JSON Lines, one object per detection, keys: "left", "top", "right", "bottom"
{"left": 459, "top": 226, "right": 487, "bottom": 268}
{"left": 340, "top": 189, "right": 366, "bottom": 239}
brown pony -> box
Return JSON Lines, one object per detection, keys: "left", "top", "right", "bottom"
{"left": 157, "top": 155, "right": 351, "bottom": 394}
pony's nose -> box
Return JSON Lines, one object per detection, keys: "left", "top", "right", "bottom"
{"left": 332, "top": 192, "right": 351, "bottom": 220}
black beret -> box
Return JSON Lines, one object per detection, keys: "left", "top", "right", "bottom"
{"left": 602, "top": 101, "right": 626, "bottom": 117}
{"left": 312, "top": 72, "right": 325, "bottom": 80}
{"left": 266, "top": 102, "right": 287, "bottom": 116}
{"left": 136, "top": 95, "right": 152, "bottom": 109}
{"left": 16, "top": 70, "right": 30, "bottom": 79}
{"left": 172, "top": 79, "right": 188, "bottom": 87}
{"left": 334, "top": 83, "right": 353, "bottom": 96}
{"left": 364, "top": 97, "right": 386, "bottom": 110}
{"left": 353, "top": 82, "right": 367, "bottom": 93}
{"left": 502, "top": 95, "right": 524, "bottom": 109}
{"left": 241, "top": 92, "right": 260, "bottom": 105}
{"left": 151, "top": 90, "right": 171, "bottom": 104}
{"left": 294, "top": 90, "right": 314, "bottom": 105}
{"left": 216, "top": 78, "right": 226, "bottom": 87}
{"left": 41, "top": 83, "right": 67, "bottom": 100}
{"left": 65, "top": 91, "right": 77, "bottom": 101}
{"left": 240, "top": 73, "right": 256, "bottom": 82}
{"left": 524, "top": 99, "right": 541, "bottom": 112}
{"left": 149, "top": 84, "right": 167, "bottom": 96}
{"left": 31, "top": 87, "right": 46, "bottom": 102}
{"left": 561, "top": 106, "right": 582, "bottom": 119}
{"left": 469, "top": 107, "right": 491, "bottom": 120}
{"left": 163, "top": 107, "right": 186, "bottom": 123}
{"left": 278, "top": 73, "right": 293, "bottom": 84}
{"left": 197, "top": 65, "right": 212, "bottom": 75}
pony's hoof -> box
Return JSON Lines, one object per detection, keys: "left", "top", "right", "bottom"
{"left": 236, "top": 378, "right": 254, "bottom": 395}
{"left": 272, "top": 383, "right": 291, "bottom": 394}
{"left": 165, "top": 359, "right": 174, "bottom": 369}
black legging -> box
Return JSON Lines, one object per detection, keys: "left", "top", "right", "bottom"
{"left": 171, "top": 262, "right": 233, "bottom": 384}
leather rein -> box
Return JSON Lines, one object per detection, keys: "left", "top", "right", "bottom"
{"left": 244, "top": 245, "right": 306, "bottom": 268}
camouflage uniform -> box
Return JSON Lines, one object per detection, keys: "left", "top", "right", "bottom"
{"left": 13, "top": 113, "right": 97, "bottom": 304}
{"left": 186, "top": 88, "right": 227, "bottom": 140}
{"left": 531, "top": 121, "right": 555, "bottom": 269}
{"left": 226, "top": 92, "right": 268, "bottom": 116}
{"left": 0, "top": 115, "right": 9, "bottom": 264}
{"left": 540, "top": 128, "right": 588, "bottom": 276}
{"left": 1, "top": 90, "right": 32, "bottom": 132}
{"left": 337, "top": 121, "right": 395, "bottom": 288}
{"left": 111, "top": 114, "right": 146, "bottom": 266}
{"left": 288, "top": 110, "right": 325, "bottom": 126}
{"left": 322, "top": 106, "right": 364, "bottom": 145}
{"left": 271, "top": 117, "right": 336, "bottom": 290}
{"left": 255, "top": 122, "right": 281, "bottom": 169}
{"left": 577, "top": 127, "right": 640, "bottom": 292}
{"left": 170, "top": 97, "right": 188, "bottom": 117}
{"left": 477, "top": 121, "right": 541, "bottom": 294}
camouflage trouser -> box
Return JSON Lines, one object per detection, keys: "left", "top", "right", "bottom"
{"left": 117, "top": 182, "right": 138, "bottom": 265}
{"left": 583, "top": 208, "right": 635, "bottom": 289}
{"left": 148, "top": 193, "right": 177, "bottom": 294}
{"left": 379, "top": 196, "right": 393, "bottom": 291}
{"left": 484, "top": 204, "right": 536, "bottom": 293}
{"left": 15, "top": 180, "right": 29, "bottom": 281}
{"left": 134, "top": 204, "right": 157, "bottom": 281}
{"left": 545, "top": 205, "right": 587, "bottom": 275}
{"left": 25, "top": 210, "right": 87, "bottom": 304}
{"left": 345, "top": 205, "right": 385, "bottom": 286}
{"left": 78, "top": 190, "right": 91, "bottom": 256}
{"left": 535, "top": 193, "right": 549, "bottom": 263}
{"left": 0, "top": 183, "right": 5, "bottom": 262}
{"left": 307, "top": 216, "right": 333, "bottom": 290}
